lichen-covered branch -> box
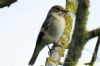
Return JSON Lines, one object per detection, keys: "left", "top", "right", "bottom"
{"left": 45, "top": 0, "right": 78, "bottom": 66}
{"left": 63, "top": 0, "right": 100, "bottom": 66}
{"left": 0, "top": 0, "right": 17, "bottom": 8}
{"left": 63, "top": 0, "right": 89, "bottom": 66}
{"left": 85, "top": 35, "right": 100, "bottom": 66}
{"left": 88, "top": 28, "right": 100, "bottom": 39}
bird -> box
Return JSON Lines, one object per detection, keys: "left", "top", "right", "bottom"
{"left": 28, "top": 5, "right": 67, "bottom": 65}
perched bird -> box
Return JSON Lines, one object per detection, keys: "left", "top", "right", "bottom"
{"left": 28, "top": 5, "right": 67, "bottom": 65}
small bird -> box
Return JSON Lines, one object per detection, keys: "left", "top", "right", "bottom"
{"left": 28, "top": 5, "right": 67, "bottom": 65}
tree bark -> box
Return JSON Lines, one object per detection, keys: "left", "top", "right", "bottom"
{"left": 63, "top": 0, "right": 90, "bottom": 66}
{"left": 63, "top": 0, "right": 100, "bottom": 66}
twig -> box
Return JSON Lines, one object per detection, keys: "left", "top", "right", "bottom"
{"left": 88, "top": 28, "right": 100, "bottom": 39}
{"left": 85, "top": 34, "right": 100, "bottom": 66}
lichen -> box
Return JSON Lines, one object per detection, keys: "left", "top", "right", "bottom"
{"left": 66, "top": 0, "right": 78, "bottom": 14}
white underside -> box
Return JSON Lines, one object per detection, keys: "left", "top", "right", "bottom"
{"left": 44, "top": 13, "right": 65, "bottom": 43}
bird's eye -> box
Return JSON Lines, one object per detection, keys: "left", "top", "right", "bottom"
{"left": 53, "top": 7, "right": 61, "bottom": 12}
{"left": 56, "top": 7, "right": 60, "bottom": 11}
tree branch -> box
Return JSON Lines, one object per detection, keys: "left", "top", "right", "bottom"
{"left": 0, "top": 0, "right": 17, "bottom": 8}
{"left": 88, "top": 28, "right": 100, "bottom": 39}
{"left": 63, "top": 0, "right": 89, "bottom": 66}
{"left": 85, "top": 35, "right": 100, "bottom": 66}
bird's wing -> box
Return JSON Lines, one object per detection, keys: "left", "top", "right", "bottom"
{"left": 28, "top": 14, "right": 52, "bottom": 65}
{"left": 36, "top": 14, "right": 52, "bottom": 45}
{"left": 42, "top": 14, "right": 52, "bottom": 31}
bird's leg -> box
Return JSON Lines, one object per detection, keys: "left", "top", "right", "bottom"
{"left": 46, "top": 44, "right": 50, "bottom": 50}
{"left": 47, "top": 44, "right": 52, "bottom": 55}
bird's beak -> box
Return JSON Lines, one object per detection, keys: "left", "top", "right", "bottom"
{"left": 63, "top": 10, "right": 68, "bottom": 13}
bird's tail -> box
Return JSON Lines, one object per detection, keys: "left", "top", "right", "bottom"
{"left": 28, "top": 43, "right": 45, "bottom": 65}
{"left": 28, "top": 45, "right": 40, "bottom": 65}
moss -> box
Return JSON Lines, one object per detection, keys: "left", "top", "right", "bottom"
{"left": 59, "top": 35, "right": 69, "bottom": 48}
{"left": 66, "top": 0, "right": 78, "bottom": 14}
{"left": 57, "top": 48, "right": 65, "bottom": 56}
{"left": 63, "top": 0, "right": 90, "bottom": 66}
{"left": 46, "top": 57, "right": 54, "bottom": 63}
{"left": 64, "top": 15, "right": 73, "bottom": 35}
{"left": 59, "top": 12, "right": 74, "bottom": 48}
{"left": 46, "top": 57, "right": 60, "bottom": 66}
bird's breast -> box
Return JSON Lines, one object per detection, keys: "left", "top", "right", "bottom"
{"left": 47, "top": 16, "right": 65, "bottom": 42}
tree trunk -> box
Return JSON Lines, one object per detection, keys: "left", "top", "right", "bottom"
{"left": 63, "top": 0, "right": 100, "bottom": 66}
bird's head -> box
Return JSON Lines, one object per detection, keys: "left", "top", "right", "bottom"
{"left": 49, "top": 5, "right": 68, "bottom": 16}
